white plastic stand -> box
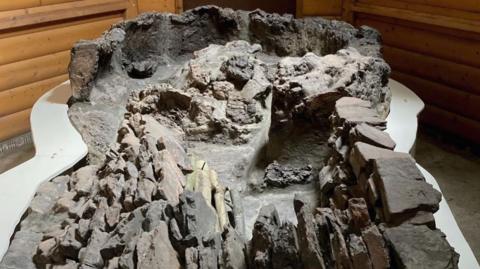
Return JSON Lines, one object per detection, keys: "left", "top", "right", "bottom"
{"left": 0, "top": 81, "right": 88, "bottom": 260}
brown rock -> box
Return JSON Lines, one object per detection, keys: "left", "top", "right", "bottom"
{"left": 373, "top": 158, "right": 442, "bottom": 223}
{"left": 349, "top": 142, "right": 410, "bottom": 178}
{"left": 351, "top": 123, "right": 395, "bottom": 150}
{"left": 348, "top": 198, "right": 371, "bottom": 233}
{"left": 361, "top": 225, "right": 389, "bottom": 269}
{"left": 293, "top": 195, "right": 326, "bottom": 269}
{"left": 348, "top": 234, "right": 372, "bottom": 269}
{"left": 383, "top": 224, "right": 458, "bottom": 269}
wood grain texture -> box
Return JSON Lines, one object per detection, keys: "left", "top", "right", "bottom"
{"left": 0, "top": 0, "right": 40, "bottom": 12}
{"left": 393, "top": 71, "right": 480, "bottom": 122}
{"left": 0, "top": 74, "right": 68, "bottom": 117}
{"left": 0, "top": 50, "right": 70, "bottom": 92}
{"left": 0, "top": 16, "right": 122, "bottom": 65}
{"left": 356, "top": 15, "right": 480, "bottom": 68}
{"left": 299, "top": 0, "right": 343, "bottom": 16}
{"left": 0, "top": 108, "right": 32, "bottom": 141}
{"left": 0, "top": 0, "right": 127, "bottom": 30}
{"left": 383, "top": 45, "right": 480, "bottom": 95}
{"left": 421, "top": 105, "right": 480, "bottom": 144}
{"left": 138, "top": 0, "right": 176, "bottom": 13}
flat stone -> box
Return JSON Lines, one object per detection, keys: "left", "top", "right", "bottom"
{"left": 349, "top": 142, "right": 410, "bottom": 178}
{"left": 383, "top": 224, "right": 459, "bottom": 269}
{"left": 373, "top": 158, "right": 441, "bottom": 223}
{"left": 352, "top": 123, "right": 395, "bottom": 150}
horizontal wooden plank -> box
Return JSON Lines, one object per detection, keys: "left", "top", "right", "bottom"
{"left": 0, "top": 0, "right": 40, "bottom": 12}
{"left": 420, "top": 105, "right": 480, "bottom": 144}
{"left": 0, "top": 108, "right": 31, "bottom": 141}
{"left": 0, "top": 50, "right": 70, "bottom": 92}
{"left": 0, "top": 0, "right": 127, "bottom": 30}
{"left": 0, "top": 16, "right": 121, "bottom": 65}
{"left": 0, "top": 74, "right": 68, "bottom": 117}
{"left": 356, "top": 16, "right": 480, "bottom": 68}
{"left": 383, "top": 45, "right": 480, "bottom": 95}
{"left": 300, "top": 0, "right": 343, "bottom": 16}
{"left": 138, "top": 0, "right": 175, "bottom": 13}
{"left": 351, "top": 2, "right": 480, "bottom": 34}
{"left": 392, "top": 71, "right": 480, "bottom": 122}
{"left": 357, "top": 0, "right": 480, "bottom": 18}
{"left": 0, "top": 12, "right": 121, "bottom": 39}
{"left": 41, "top": 0, "right": 80, "bottom": 5}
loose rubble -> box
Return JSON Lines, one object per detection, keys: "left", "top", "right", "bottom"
{"left": 1, "top": 6, "right": 459, "bottom": 269}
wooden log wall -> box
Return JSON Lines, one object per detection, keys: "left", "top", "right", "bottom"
{"left": 297, "top": 0, "right": 480, "bottom": 144}
{"left": 0, "top": 0, "right": 181, "bottom": 142}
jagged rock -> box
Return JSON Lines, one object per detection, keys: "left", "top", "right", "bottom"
{"left": 351, "top": 123, "right": 395, "bottom": 150}
{"left": 331, "top": 224, "right": 353, "bottom": 269}
{"left": 293, "top": 195, "right": 326, "bottom": 269}
{"left": 348, "top": 198, "right": 371, "bottom": 233}
{"left": 348, "top": 234, "right": 373, "bottom": 269}
{"left": 222, "top": 55, "right": 255, "bottom": 87}
{"left": 144, "top": 200, "right": 171, "bottom": 232}
{"left": 143, "top": 115, "right": 191, "bottom": 171}
{"left": 373, "top": 158, "right": 442, "bottom": 224}
{"left": 72, "top": 165, "right": 98, "bottom": 197}
{"left": 211, "top": 81, "right": 234, "bottom": 100}
{"left": 135, "top": 221, "right": 180, "bottom": 269}
{"left": 361, "top": 225, "right": 389, "bottom": 269}
{"left": 221, "top": 227, "right": 247, "bottom": 269}
{"left": 383, "top": 224, "right": 459, "bottom": 269}
{"left": 250, "top": 204, "right": 280, "bottom": 268}
{"left": 154, "top": 149, "right": 185, "bottom": 205}
{"left": 185, "top": 247, "right": 199, "bottom": 269}
{"left": 178, "top": 191, "right": 219, "bottom": 239}
{"left": 29, "top": 178, "right": 68, "bottom": 214}
{"left": 69, "top": 40, "right": 99, "bottom": 102}
{"left": 262, "top": 161, "right": 313, "bottom": 188}
{"left": 272, "top": 223, "right": 302, "bottom": 269}
{"left": 78, "top": 228, "right": 108, "bottom": 268}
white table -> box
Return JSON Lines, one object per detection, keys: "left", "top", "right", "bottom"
{"left": 0, "top": 82, "right": 88, "bottom": 260}
{"left": 0, "top": 80, "right": 477, "bottom": 268}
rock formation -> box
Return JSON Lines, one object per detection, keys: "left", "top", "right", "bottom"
{"left": 0, "top": 6, "right": 458, "bottom": 269}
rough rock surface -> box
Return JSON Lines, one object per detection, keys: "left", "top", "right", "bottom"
{"left": 0, "top": 6, "right": 459, "bottom": 269}
{"left": 67, "top": 5, "right": 390, "bottom": 164}
{"left": 383, "top": 224, "right": 459, "bottom": 269}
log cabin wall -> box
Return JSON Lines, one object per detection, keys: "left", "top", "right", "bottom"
{"left": 298, "top": 0, "right": 480, "bottom": 144}
{"left": 0, "top": 0, "right": 181, "bottom": 142}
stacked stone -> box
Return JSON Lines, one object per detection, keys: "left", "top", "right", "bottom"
{"left": 1, "top": 89, "right": 247, "bottom": 269}
{"left": 317, "top": 96, "right": 459, "bottom": 268}
{"left": 248, "top": 195, "right": 389, "bottom": 269}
